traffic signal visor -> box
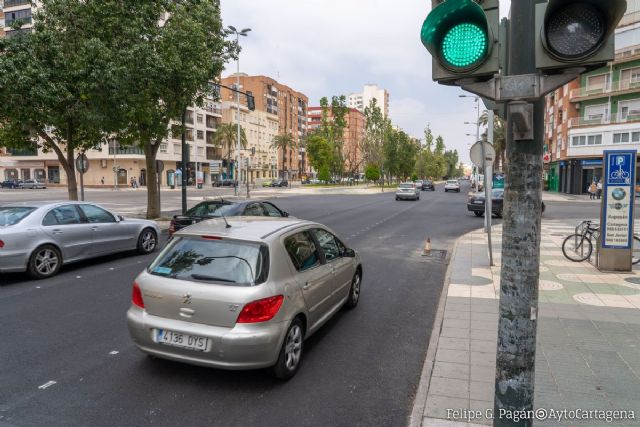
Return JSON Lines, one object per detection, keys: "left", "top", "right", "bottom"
{"left": 421, "top": 0, "right": 493, "bottom": 73}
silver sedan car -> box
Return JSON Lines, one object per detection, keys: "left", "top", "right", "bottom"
{"left": 127, "top": 217, "right": 362, "bottom": 380}
{"left": 0, "top": 202, "right": 159, "bottom": 279}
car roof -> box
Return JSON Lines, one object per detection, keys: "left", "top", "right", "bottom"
{"left": 1, "top": 201, "right": 103, "bottom": 209}
{"left": 174, "top": 217, "right": 314, "bottom": 242}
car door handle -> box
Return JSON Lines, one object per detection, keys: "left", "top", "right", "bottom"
{"left": 302, "top": 282, "right": 311, "bottom": 290}
{"left": 52, "top": 229, "right": 63, "bottom": 235}
{"left": 91, "top": 226, "right": 99, "bottom": 231}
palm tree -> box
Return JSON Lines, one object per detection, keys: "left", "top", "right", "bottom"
{"left": 212, "top": 123, "right": 247, "bottom": 179}
{"left": 271, "top": 133, "right": 296, "bottom": 179}
{"left": 479, "top": 111, "right": 505, "bottom": 171}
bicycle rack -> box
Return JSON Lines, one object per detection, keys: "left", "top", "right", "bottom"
{"left": 573, "top": 221, "right": 600, "bottom": 266}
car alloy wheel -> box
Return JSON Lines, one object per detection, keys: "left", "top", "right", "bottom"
{"left": 272, "top": 318, "right": 304, "bottom": 380}
{"left": 28, "top": 245, "right": 62, "bottom": 279}
{"left": 137, "top": 229, "right": 157, "bottom": 254}
{"left": 345, "top": 271, "right": 361, "bottom": 309}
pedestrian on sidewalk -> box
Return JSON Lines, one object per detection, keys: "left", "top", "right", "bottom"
{"left": 101, "top": 177, "right": 105, "bottom": 185}
{"left": 130, "top": 177, "right": 134, "bottom": 188}
{"left": 596, "top": 179, "right": 602, "bottom": 199}
{"left": 589, "top": 181, "right": 597, "bottom": 200}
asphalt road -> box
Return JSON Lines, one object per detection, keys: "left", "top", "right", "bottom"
{"left": 0, "top": 182, "right": 595, "bottom": 427}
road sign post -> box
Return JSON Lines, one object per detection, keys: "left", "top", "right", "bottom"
{"left": 598, "top": 150, "right": 637, "bottom": 272}
{"left": 75, "top": 153, "right": 89, "bottom": 202}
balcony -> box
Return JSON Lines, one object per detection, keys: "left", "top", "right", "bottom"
{"left": 4, "top": 15, "right": 31, "bottom": 27}
{"left": 206, "top": 116, "right": 220, "bottom": 129}
{"left": 568, "top": 112, "right": 640, "bottom": 128}
{"left": 109, "top": 146, "right": 144, "bottom": 155}
{"left": 8, "top": 146, "right": 37, "bottom": 156}
{"left": 4, "top": 0, "right": 31, "bottom": 8}
{"left": 619, "top": 11, "right": 640, "bottom": 28}
{"left": 204, "top": 105, "right": 222, "bottom": 115}
{"left": 570, "top": 78, "right": 640, "bottom": 101}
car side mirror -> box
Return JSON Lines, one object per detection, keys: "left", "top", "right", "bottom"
{"left": 117, "top": 215, "right": 125, "bottom": 222}
{"left": 283, "top": 211, "right": 289, "bottom": 217}
{"left": 344, "top": 248, "right": 356, "bottom": 258}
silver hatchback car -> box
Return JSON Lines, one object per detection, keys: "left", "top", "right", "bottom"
{"left": 127, "top": 217, "right": 362, "bottom": 379}
{"left": 0, "top": 202, "right": 159, "bottom": 278}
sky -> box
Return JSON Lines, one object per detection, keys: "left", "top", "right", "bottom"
{"left": 220, "top": 0, "right": 512, "bottom": 164}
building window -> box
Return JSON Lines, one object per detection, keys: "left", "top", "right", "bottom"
{"left": 584, "top": 104, "right": 609, "bottom": 123}
{"left": 174, "top": 144, "right": 181, "bottom": 155}
{"left": 159, "top": 143, "right": 168, "bottom": 153}
{"left": 633, "top": 132, "right": 640, "bottom": 142}
{"left": 620, "top": 67, "right": 640, "bottom": 89}
{"left": 613, "top": 133, "right": 630, "bottom": 144}
{"left": 618, "top": 99, "right": 640, "bottom": 121}
{"left": 197, "top": 114, "right": 203, "bottom": 124}
{"left": 587, "top": 135, "right": 602, "bottom": 145}
{"left": 586, "top": 73, "right": 610, "bottom": 93}
{"left": 197, "top": 130, "right": 204, "bottom": 140}
{"left": 572, "top": 136, "right": 586, "bottom": 146}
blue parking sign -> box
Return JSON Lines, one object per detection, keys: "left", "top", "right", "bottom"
{"left": 607, "top": 152, "right": 633, "bottom": 186}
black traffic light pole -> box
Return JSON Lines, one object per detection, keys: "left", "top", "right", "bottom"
{"left": 494, "top": 1, "right": 543, "bottom": 425}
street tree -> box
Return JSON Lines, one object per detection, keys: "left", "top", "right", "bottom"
{"left": 212, "top": 123, "right": 247, "bottom": 179}
{"left": 271, "top": 133, "right": 296, "bottom": 179}
{"left": 362, "top": 99, "right": 387, "bottom": 169}
{"left": 479, "top": 110, "right": 506, "bottom": 171}
{"left": 305, "top": 132, "right": 333, "bottom": 176}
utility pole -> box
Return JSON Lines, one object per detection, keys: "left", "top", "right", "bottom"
{"left": 494, "top": 1, "right": 542, "bottom": 424}
{"left": 181, "top": 108, "right": 188, "bottom": 215}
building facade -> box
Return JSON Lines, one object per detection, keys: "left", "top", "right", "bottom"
{"left": 1, "top": 0, "right": 34, "bottom": 37}
{"left": 220, "top": 74, "right": 308, "bottom": 181}
{"left": 348, "top": 84, "right": 389, "bottom": 118}
{"left": 0, "top": 98, "right": 223, "bottom": 188}
{"left": 306, "top": 107, "right": 366, "bottom": 176}
{"left": 543, "top": 5, "right": 640, "bottom": 195}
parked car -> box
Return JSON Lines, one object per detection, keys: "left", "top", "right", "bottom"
{"left": 18, "top": 179, "right": 47, "bottom": 189}
{"left": 395, "top": 182, "right": 420, "bottom": 201}
{"left": 1, "top": 180, "right": 23, "bottom": 189}
{"left": 414, "top": 180, "right": 424, "bottom": 191}
{"left": 444, "top": 180, "right": 461, "bottom": 192}
{"left": 467, "top": 189, "right": 545, "bottom": 217}
{"left": 213, "top": 179, "right": 236, "bottom": 187}
{"left": 270, "top": 178, "right": 289, "bottom": 187}
{"left": 127, "top": 217, "right": 363, "bottom": 380}
{"left": 422, "top": 180, "right": 435, "bottom": 191}
{"left": 0, "top": 202, "right": 159, "bottom": 279}
{"left": 262, "top": 180, "right": 273, "bottom": 187}
{"left": 169, "top": 199, "right": 290, "bottom": 236}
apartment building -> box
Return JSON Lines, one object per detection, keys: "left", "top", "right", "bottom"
{"left": 220, "top": 74, "right": 308, "bottom": 180}
{"left": 348, "top": 84, "right": 389, "bottom": 118}
{"left": 1, "top": 0, "right": 34, "bottom": 37}
{"left": 220, "top": 100, "right": 279, "bottom": 183}
{"left": 543, "top": 3, "right": 640, "bottom": 195}
{"left": 1, "top": 98, "right": 223, "bottom": 188}
{"left": 307, "top": 107, "right": 366, "bottom": 176}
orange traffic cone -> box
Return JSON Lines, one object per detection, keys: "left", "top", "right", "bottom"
{"left": 423, "top": 238, "right": 432, "bottom": 256}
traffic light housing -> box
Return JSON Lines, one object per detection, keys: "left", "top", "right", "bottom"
{"left": 246, "top": 92, "right": 255, "bottom": 111}
{"left": 421, "top": 0, "right": 500, "bottom": 85}
{"left": 536, "top": 0, "right": 627, "bottom": 72}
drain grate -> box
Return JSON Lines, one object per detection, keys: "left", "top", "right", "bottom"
{"left": 422, "top": 249, "right": 448, "bottom": 259}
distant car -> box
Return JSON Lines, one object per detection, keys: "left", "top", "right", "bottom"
{"left": 213, "top": 179, "right": 236, "bottom": 187}
{"left": 0, "top": 202, "right": 159, "bottom": 279}
{"left": 467, "top": 189, "right": 545, "bottom": 217}
{"left": 1, "top": 180, "right": 23, "bottom": 189}
{"left": 395, "top": 182, "right": 420, "bottom": 201}
{"left": 270, "top": 178, "right": 289, "bottom": 187}
{"left": 18, "top": 179, "right": 47, "bottom": 189}
{"left": 169, "top": 199, "right": 290, "bottom": 236}
{"left": 422, "top": 180, "right": 435, "bottom": 191}
{"left": 127, "top": 217, "right": 363, "bottom": 380}
{"left": 444, "top": 180, "right": 460, "bottom": 192}
{"left": 262, "top": 180, "right": 273, "bottom": 187}
{"left": 414, "top": 180, "right": 424, "bottom": 191}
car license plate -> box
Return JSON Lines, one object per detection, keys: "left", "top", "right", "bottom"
{"left": 155, "top": 329, "right": 209, "bottom": 352}
{"left": 474, "top": 201, "right": 484, "bottom": 204}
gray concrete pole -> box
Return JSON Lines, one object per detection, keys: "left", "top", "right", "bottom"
{"left": 235, "top": 32, "right": 241, "bottom": 197}
{"left": 181, "top": 108, "right": 187, "bottom": 215}
{"left": 494, "top": 1, "right": 543, "bottom": 425}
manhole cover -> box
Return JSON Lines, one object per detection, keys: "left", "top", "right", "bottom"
{"left": 422, "top": 249, "right": 447, "bottom": 259}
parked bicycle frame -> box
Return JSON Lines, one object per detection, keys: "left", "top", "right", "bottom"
{"left": 562, "top": 220, "right": 640, "bottom": 264}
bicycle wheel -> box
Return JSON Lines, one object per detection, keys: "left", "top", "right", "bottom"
{"left": 562, "top": 234, "right": 592, "bottom": 262}
{"left": 633, "top": 236, "right": 640, "bottom": 265}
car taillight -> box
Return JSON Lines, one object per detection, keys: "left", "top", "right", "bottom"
{"left": 132, "top": 282, "right": 145, "bottom": 309}
{"left": 168, "top": 220, "right": 176, "bottom": 236}
{"left": 0, "top": 240, "right": 4, "bottom": 248}
{"left": 237, "top": 295, "right": 284, "bottom": 323}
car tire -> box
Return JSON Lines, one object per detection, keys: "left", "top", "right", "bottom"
{"left": 137, "top": 228, "right": 158, "bottom": 254}
{"left": 271, "top": 318, "right": 304, "bottom": 380}
{"left": 345, "top": 270, "right": 362, "bottom": 309}
{"left": 395, "top": 196, "right": 399, "bottom": 200}
{"left": 474, "top": 211, "right": 484, "bottom": 217}
{"left": 28, "top": 244, "right": 62, "bottom": 279}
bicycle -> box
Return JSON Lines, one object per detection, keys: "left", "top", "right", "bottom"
{"left": 562, "top": 220, "right": 640, "bottom": 264}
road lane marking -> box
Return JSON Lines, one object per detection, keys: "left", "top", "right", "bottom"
{"left": 109, "top": 351, "right": 119, "bottom": 355}
{"left": 38, "top": 381, "right": 56, "bottom": 390}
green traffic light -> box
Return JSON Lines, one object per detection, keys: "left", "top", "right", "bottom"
{"left": 441, "top": 23, "right": 487, "bottom": 69}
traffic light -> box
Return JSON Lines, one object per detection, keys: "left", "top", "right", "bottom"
{"left": 246, "top": 92, "right": 255, "bottom": 111}
{"left": 421, "top": 0, "right": 500, "bottom": 85}
{"left": 536, "top": 0, "right": 627, "bottom": 72}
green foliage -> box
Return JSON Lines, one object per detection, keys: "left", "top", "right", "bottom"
{"left": 305, "top": 133, "right": 333, "bottom": 174}
{"left": 271, "top": 133, "right": 296, "bottom": 178}
{"left": 318, "top": 165, "right": 331, "bottom": 183}
{"left": 362, "top": 99, "right": 387, "bottom": 168}
{"left": 444, "top": 149, "right": 460, "bottom": 178}
{"left": 364, "top": 165, "right": 380, "bottom": 181}
{"left": 411, "top": 173, "right": 418, "bottom": 181}
{"left": 479, "top": 110, "right": 505, "bottom": 171}
{"left": 212, "top": 123, "right": 247, "bottom": 178}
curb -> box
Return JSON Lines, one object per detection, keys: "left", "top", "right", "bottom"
{"left": 408, "top": 236, "right": 462, "bottom": 427}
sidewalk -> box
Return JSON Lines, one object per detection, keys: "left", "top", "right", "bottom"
{"left": 412, "top": 221, "right": 640, "bottom": 427}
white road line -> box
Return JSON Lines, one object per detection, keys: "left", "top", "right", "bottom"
{"left": 38, "top": 381, "right": 56, "bottom": 390}
{"left": 109, "top": 351, "right": 119, "bottom": 355}
{"left": 76, "top": 276, "right": 82, "bottom": 279}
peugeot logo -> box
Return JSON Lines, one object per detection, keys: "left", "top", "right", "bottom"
{"left": 182, "top": 293, "right": 192, "bottom": 305}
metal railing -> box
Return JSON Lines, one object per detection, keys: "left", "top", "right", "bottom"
{"left": 570, "top": 78, "right": 640, "bottom": 99}
{"left": 568, "top": 112, "right": 640, "bottom": 128}
{"left": 3, "top": 0, "right": 31, "bottom": 8}
{"left": 574, "top": 220, "right": 600, "bottom": 265}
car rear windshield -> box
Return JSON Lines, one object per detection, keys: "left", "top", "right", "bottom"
{"left": 148, "top": 236, "right": 269, "bottom": 286}
{"left": 399, "top": 183, "right": 414, "bottom": 189}
{"left": 186, "top": 202, "right": 239, "bottom": 217}
{"left": 447, "top": 180, "right": 458, "bottom": 184}
{"left": 0, "top": 207, "right": 36, "bottom": 226}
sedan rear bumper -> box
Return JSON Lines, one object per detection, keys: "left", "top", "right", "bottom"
{"left": 467, "top": 203, "right": 502, "bottom": 214}
{"left": 127, "top": 307, "right": 289, "bottom": 370}
{"left": 0, "top": 250, "right": 28, "bottom": 273}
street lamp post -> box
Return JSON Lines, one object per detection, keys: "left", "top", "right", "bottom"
{"left": 228, "top": 26, "right": 251, "bottom": 196}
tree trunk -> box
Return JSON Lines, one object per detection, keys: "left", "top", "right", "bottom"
{"left": 38, "top": 130, "right": 78, "bottom": 200}
{"left": 144, "top": 140, "right": 162, "bottom": 219}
